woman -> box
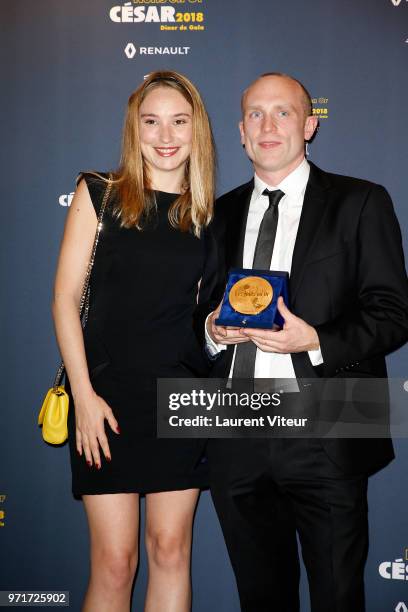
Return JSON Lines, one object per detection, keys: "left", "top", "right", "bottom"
{"left": 52, "top": 70, "right": 216, "bottom": 611}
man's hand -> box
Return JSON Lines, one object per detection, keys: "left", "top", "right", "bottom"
{"left": 206, "top": 301, "right": 251, "bottom": 346}
{"left": 241, "top": 297, "right": 320, "bottom": 353}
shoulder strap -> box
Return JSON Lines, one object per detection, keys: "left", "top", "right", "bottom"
{"left": 53, "top": 174, "right": 113, "bottom": 389}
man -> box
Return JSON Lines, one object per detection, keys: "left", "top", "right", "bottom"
{"left": 206, "top": 73, "right": 408, "bottom": 612}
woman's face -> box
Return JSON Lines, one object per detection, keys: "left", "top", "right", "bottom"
{"left": 139, "top": 86, "right": 193, "bottom": 188}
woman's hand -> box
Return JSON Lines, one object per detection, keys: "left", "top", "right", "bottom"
{"left": 73, "top": 389, "right": 120, "bottom": 468}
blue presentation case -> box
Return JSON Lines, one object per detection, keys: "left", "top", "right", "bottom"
{"left": 215, "top": 268, "right": 289, "bottom": 329}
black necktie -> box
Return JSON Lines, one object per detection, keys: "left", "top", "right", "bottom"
{"left": 253, "top": 189, "right": 285, "bottom": 269}
{"left": 232, "top": 189, "right": 285, "bottom": 380}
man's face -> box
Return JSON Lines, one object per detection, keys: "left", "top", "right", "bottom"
{"left": 239, "top": 76, "right": 318, "bottom": 182}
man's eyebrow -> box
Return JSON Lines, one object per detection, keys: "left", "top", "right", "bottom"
{"left": 245, "top": 102, "right": 297, "bottom": 111}
{"left": 244, "top": 106, "right": 263, "bottom": 114}
{"left": 275, "top": 103, "right": 296, "bottom": 110}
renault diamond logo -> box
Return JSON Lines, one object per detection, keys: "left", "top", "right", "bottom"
{"left": 395, "top": 603, "right": 408, "bottom": 612}
{"left": 391, "top": 0, "right": 402, "bottom": 5}
{"left": 125, "top": 43, "right": 137, "bottom": 58}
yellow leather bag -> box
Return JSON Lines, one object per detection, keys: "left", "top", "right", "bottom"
{"left": 38, "top": 176, "right": 113, "bottom": 444}
{"left": 38, "top": 386, "right": 69, "bottom": 444}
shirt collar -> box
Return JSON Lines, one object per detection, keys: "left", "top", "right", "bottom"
{"left": 253, "top": 158, "right": 310, "bottom": 203}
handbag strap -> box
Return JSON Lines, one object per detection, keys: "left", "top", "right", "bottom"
{"left": 53, "top": 174, "right": 113, "bottom": 390}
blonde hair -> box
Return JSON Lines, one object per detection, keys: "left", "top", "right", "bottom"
{"left": 112, "top": 70, "right": 215, "bottom": 236}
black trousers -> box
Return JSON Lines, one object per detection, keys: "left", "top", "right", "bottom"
{"left": 208, "top": 438, "right": 368, "bottom": 612}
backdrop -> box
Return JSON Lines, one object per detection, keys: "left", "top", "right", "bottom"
{"left": 2, "top": 1, "right": 408, "bottom": 610}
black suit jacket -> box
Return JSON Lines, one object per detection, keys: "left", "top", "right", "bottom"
{"left": 210, "top": 162, "right": 408, "bottom": 476}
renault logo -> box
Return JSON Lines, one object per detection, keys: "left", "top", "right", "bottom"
{"left": 124, "top": 43, "right": 137, "bottom": 58}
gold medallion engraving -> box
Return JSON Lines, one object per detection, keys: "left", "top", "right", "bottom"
{"left": 229, "top": 276, "right": 273, "bottom": 315}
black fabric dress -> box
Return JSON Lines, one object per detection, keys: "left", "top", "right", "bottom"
{"left": 66, "top": 173, "right": 215, "bottom": 496}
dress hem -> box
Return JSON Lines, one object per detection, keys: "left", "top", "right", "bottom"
{"left": 73, "top": 482, "right": 209, "bottom": 497}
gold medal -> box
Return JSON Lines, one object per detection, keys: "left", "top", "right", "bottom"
{"left": 229, "top": 276, "right": 273, "bottom": 315}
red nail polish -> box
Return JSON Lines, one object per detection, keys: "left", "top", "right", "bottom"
{"left": 106, "top": 456, "right": 112, "bottom": 462}
{"left": 96, "top": 463, "right": 101, "bottom": 470}
{"left": 87, "top": 460, "right": 92, "bottom": 467}
{"left": 116, "top": 426, "right": 121, "bottom": 434}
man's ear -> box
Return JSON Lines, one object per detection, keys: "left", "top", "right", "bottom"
{"left": 304, "top": 115, "right": 319, "bottom": 141}
{"left": 239, "top": 120, "right": 245, "bottom": 146}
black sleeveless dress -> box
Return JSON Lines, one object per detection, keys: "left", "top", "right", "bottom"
{"left": 66, "top": 173, "right": 214, "bottom": 496}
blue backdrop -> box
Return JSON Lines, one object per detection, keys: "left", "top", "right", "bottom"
{"left": 2, "top": 1, "right": 408, "bottom": 610}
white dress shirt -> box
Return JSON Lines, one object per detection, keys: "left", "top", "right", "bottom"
{"left": 206, "top": 158, "right": 323, "bottom": 379}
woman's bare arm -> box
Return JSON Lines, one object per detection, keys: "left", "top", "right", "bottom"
{"left": 52, "top": 179, "right": 96, "bottom": 398}
{"left": 52, "top": 179, "right": 119, "bottom": 467}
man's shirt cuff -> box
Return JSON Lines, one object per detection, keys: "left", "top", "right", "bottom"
{"left": 308, "top": 346, "right": 323, "bottom": 366}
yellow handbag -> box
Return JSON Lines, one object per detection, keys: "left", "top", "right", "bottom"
{"left": 38, "top": 176, "right": 113, "bottom": 444}
{"left": 38, "top": 385, "right": 69, "bottom": 444}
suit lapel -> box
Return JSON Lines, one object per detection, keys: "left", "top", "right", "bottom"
{"left": 228, "top": 180, "right": 254, "bottom": 268}
{"left": 290, "top": 163, "right": 331, "bottom": 304}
